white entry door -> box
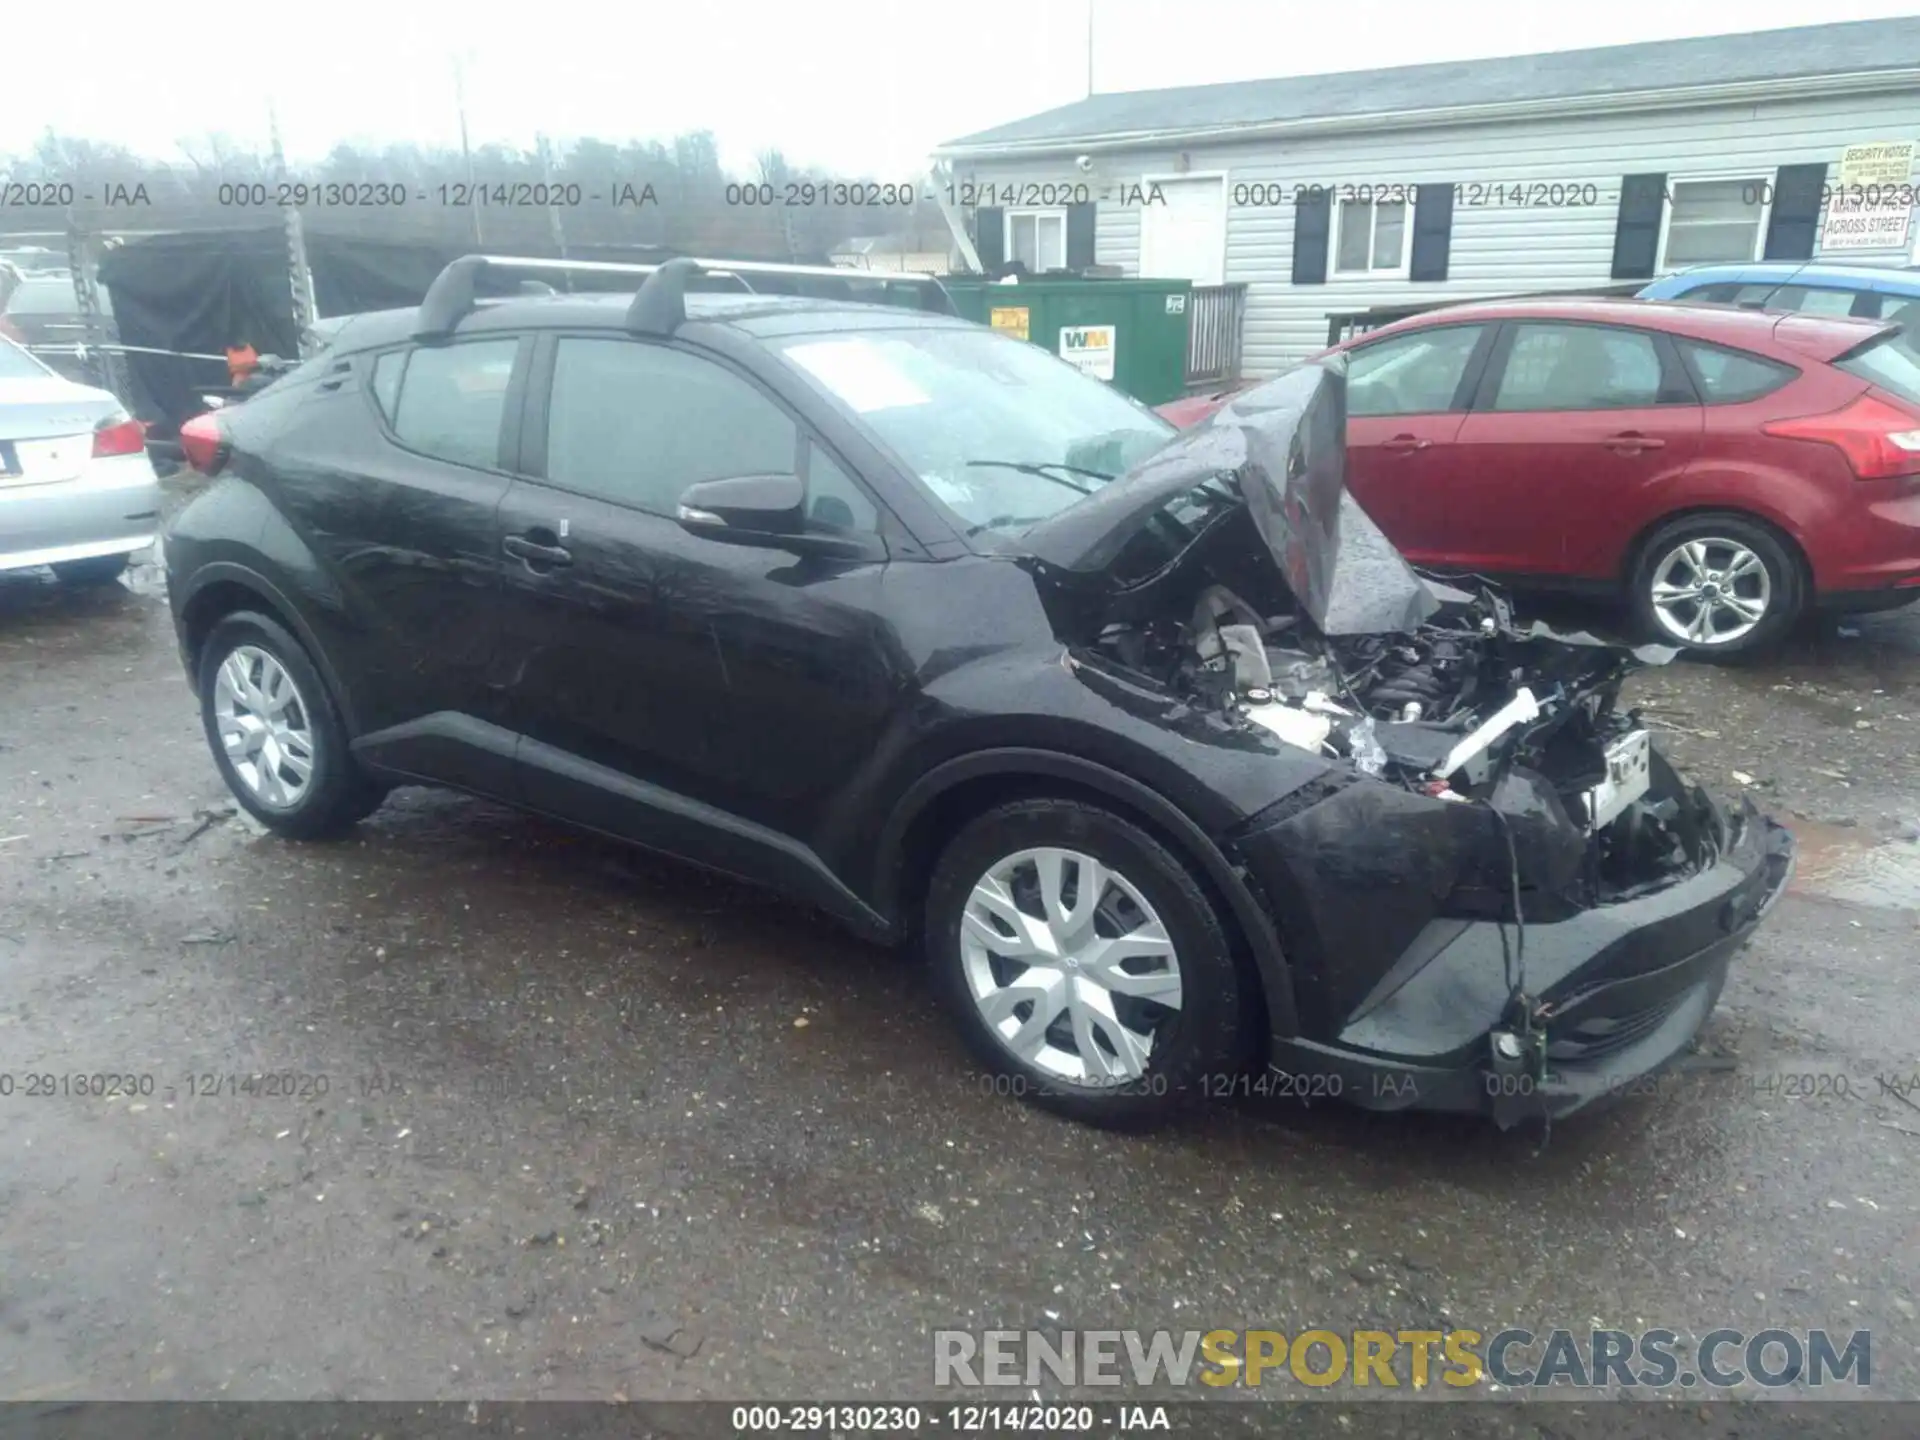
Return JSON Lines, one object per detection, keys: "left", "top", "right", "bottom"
{"left": 1139, "top": 176, "right": 1226, "bottom": 285}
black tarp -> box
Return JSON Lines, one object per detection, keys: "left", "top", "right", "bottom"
{"left": 97, "top": 231, "right": 833, "bottom": 430}
{"left": 98, "top": 230, "right": 301, "bottom": 432}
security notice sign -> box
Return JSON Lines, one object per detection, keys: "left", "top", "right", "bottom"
{"left": 1821, "top": 141, "right": 1916, "bottom": 252}
{"left": 1059, "top": 325, "right": 1116, "bottom": 381}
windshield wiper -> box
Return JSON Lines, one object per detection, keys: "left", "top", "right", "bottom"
{"left": 963, "top": 514, "right": 1053, "bottom": 537}
{"left": 964, "top": 459, "right": 1115, "bottom": 491}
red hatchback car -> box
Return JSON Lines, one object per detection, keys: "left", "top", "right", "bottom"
{"left": 1160, "top": 299, "right": 1920, "bottom": 652}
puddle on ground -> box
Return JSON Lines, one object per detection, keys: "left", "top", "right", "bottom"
{"left": 1787, "top": 818, "right": 1920, "bottom": 909}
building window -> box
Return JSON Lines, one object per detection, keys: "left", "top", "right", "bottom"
{"left": 1333, "top": 197, "right": 1411, "bottom": 276}
{"left": 1660, "top": 178, "right": 1769, "bottom": 267}
{"left": 1006, "top": 209, "right": 1067, "bottom": 272}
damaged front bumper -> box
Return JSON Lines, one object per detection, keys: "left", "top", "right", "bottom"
{"left": 1261, "top": 795, "right": 1796, "bottom": 1126}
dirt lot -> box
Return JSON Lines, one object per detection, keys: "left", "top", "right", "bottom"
{"left": 1, "top": 519, "right": 1917, "bottom": 1406}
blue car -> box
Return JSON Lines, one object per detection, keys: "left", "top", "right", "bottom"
{"left": 1638, "top": 260, "right": 1920, "bottom": 321}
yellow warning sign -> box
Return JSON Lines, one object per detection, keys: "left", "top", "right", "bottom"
{"left": 989, "top": 306, "right": 1030, "bottom": 341}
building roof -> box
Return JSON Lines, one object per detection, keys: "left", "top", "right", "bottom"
{"left": 938, "top": 17, "right": 1920, "bottom": 153}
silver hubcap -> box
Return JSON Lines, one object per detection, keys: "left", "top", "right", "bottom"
{"left": 213, "top": 645, "right": 316, "bottom": 808}
{"left": 959, "top": 847, "right": 1183, "bottom": 1087}
{"left": 1649, "top": 538, "right": 1772, "bottom": 646}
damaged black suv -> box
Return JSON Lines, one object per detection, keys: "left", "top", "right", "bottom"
{"left": 162, "top": 256, "right": 1795, "bottom": 1130}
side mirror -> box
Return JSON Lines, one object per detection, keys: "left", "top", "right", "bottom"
{"left": 676, "top": 473, "right": 806, "bottom": 543}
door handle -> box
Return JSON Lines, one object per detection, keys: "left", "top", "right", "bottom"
{"left": 504, "top": 534, "right": 574, "bottom": 568}
{"left": 1381, "top": 434, "right": 1431, "bottom": 452}
{"left": 1604, "top": 431, "right": 1665, "bottom": 453}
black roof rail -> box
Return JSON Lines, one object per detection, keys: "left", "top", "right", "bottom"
{"left": 412, "top": 254, "right": 957, "bottom": 340}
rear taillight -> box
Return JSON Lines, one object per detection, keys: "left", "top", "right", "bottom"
{"left": 1762, "top": 393, "right": 1920, "bottom": 480}
{"left": 91, "top": 414, "right": 147, "bottom": 458}
{"left": 178, "top": 412, "right": 228, "bottom": 475}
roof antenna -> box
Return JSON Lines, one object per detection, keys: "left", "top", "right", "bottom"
{"left": 627, "top": 256, "right": 705, "bottom": 335}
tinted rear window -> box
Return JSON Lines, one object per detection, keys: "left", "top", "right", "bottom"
{"left": 1836, "top": 327, "right": 1920, "bottom": 409}
{"left": 1676, "top": 339, "right": 1797, "bottom": 404}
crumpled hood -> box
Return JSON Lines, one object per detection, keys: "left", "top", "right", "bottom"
{"left": 1021, "top": 358, "right": 1441, "bottom": 635}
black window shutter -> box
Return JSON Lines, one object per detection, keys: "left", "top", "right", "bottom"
{"left": 973, "top": 206, "right": 1005, "bottom": 273}
{"left": 1409, "top": 183, "right": 1454, "bottom": 282}
{"left": 1763, "top": 163, "right": 1829, "bottom": 260}
{"left": 1611, "top": 173, "right": 1667, "bottom": 279}
{"left": 1065, "top": 202, "right": 1097, "bottom": 270}
{"left": 1292, "top": 187, "right": 1332, "bottom": 285}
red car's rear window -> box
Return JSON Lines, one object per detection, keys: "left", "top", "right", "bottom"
{"left": 1835, "top": 327, "right": 1920, "bottom": 410}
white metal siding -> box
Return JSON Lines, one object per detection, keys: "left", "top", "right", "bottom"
{"left": 957, "top": 87, "right": 1920, "bottom": 376}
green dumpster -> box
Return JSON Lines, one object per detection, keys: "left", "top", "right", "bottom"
{"left": 943, "top": 276, "right": 1193, "bottom": 407}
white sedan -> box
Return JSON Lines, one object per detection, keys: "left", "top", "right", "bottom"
{"left": 0, "top": 335, "right": 159, "bottom": 584}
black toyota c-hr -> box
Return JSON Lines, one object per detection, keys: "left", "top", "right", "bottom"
{"left": 163, "top": 257, "right": 1793, "bottom": 1130}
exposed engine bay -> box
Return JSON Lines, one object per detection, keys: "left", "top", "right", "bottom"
{"left": 1022, "top": 355, "right": 1727, "bottom": 906}
{"left": 1016, "top": 357, "right": 1791, "bottom": 1123}
{"left": 1090, "top": 570, "right": 1712, "bottom": 899}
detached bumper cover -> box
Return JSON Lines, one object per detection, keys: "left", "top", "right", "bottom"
{"left": 1263, "top": 797, "right": 1795, "bottom": 1124}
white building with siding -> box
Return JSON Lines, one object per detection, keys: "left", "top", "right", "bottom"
{"left": 933, "top": 17, "right": 1920, "bottom": 380}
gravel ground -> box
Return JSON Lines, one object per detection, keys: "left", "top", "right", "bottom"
{"left": 1, "top": 530, "right": 1916, "bottom": 1409}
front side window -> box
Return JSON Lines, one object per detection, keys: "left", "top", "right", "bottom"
{"left": 1347, "top": 325, "right": 1484, "bottom": 417}
{"left": 370, "top": 350, "right": 405, "bottom": 421}
{"left": 1662, "top": 179, "right": 1766, "bottom": 267}
{"left": 1334, "top": 198, "right": 1410, "bottom": 275}
{"left": 1006, "top": 210, "right": 1066, "bottom": 272}
{"left": 778, "top": 326, "right": 1171, "bottom": 538}
{"left": 544, "top": 338, "right": 799, "bottom": 514}
{"left": 1679, "top": 282, "right": 1745, "bottom": 304}
{"left": 1492, "top": 324, "right": 1669, "bottom": 411}
{"left": 388, "top": 338, "right": 519, "bottom": 469}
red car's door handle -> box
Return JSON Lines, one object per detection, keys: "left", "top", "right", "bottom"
{"left": 1604, "top": 431, "right": 1665, "bottom": 452}
{"left": 1381, "top": 434, "right": 1432, "bottom": 452}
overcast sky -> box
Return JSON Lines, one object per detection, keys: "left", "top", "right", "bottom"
{"left": 4, "top": 0, "right": 1915, "bottom": 178}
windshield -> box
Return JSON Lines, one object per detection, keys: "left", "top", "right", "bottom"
{"left": 775, "top": 326, "right": 1174, "bottom": 535}
{"left": 0, "top": 336, "right": 50, "bottom": 380}
{"left": 1838, "top": 325, "right": 1920, "bottom": 408}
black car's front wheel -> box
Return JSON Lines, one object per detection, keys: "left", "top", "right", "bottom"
{"left": 924, "top": 798, "right": 1255, "bottom": 1129}
{"left": 197, "top": 612, "right": 385, "bottom": 839}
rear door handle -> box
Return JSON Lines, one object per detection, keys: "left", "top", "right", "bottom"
{"left": 1604, "top": 431, "right": 1665, "bottom": 452}
{"left": 1381, "top": 434, "right": 1431, "bottom": 452}
{"left": 503, "top": 534, "right": 574, "bottom": 568}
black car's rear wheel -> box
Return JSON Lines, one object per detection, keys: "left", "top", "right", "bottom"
{"left": 196, "top": 612, "right": 385, "bottom": 839}
{"left": 924, "top": 798, "right": 1255, "bottom": 1129}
